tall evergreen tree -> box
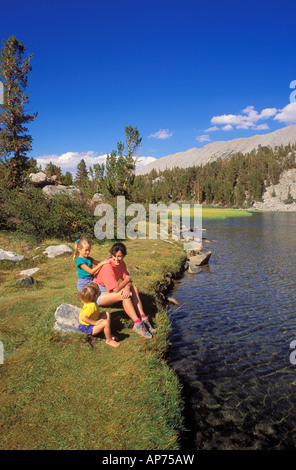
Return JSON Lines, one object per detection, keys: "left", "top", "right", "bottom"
{"left": 0, "top": 36, "right": 37, "bottom": 187}
{"left": 59, "top": 171, "right": 73, "bottom": 186}
{"left": 75, "top": 159, "right": 88, "bottom": 187}
{"left": 103, "top": 125, "right": 142, "bottom": 198}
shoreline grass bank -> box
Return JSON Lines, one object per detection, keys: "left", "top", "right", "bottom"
{"left": 0, "top": 232, "right": 187, "bottom": 450}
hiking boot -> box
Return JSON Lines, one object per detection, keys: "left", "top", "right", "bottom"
{"left": 142, "top": 317, "right": 157, "bottom": 335}
{"left": 132, "top": 321, "right": 152, "bottom": 339}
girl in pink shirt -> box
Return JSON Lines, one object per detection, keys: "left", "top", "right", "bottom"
{"left": 93, "top": 242, "right": 156, "bottom": 339}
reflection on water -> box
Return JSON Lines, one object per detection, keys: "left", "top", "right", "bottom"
{"left": 168, "top": 212, "right": 296, "bottom": 450}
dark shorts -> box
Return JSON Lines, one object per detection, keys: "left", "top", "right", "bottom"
{"left": 78, "top": 312, "right": 108, "bottom": 336}
{"left": 78, "top": 323, "right": 94, "bottom": 335}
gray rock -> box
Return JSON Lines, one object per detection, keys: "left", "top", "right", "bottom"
{"left": 20, "top": 267, "right": 40, "bottom": 276}
{"left": 29, "top": 172, "right": 58, "bottom": 187}
{"left": 184, "top": 241, "right": 203, "bottom": 252}
{"left": 167, "top": 296, "right": 180, "bottom": 305}
{"left": 91, "top": 193, "right": 106, "bottom": 204}
{"left": 0, "top": 248, "right": 25, "bottom": 262}
{"left": 188, "top": 264, "right": 202, "bottom": 274}
{"left": 43, "top": 245, "right": 73, "bottom": 258}
{"left": 42, "top": 185, "right": 83, "bottom": 198}
{"left": 187, "top": 251, "right": 212, "bottom": 266}
{"left": 29, "top": 171, "right": 48, "bottom": 187}
{"left": 17, "top": 276, "right": 34, "bottom": 286}
{"left": 54, "top": 303, "right": 81, "bottom": 333}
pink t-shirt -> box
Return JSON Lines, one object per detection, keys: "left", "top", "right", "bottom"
{"left": 93, "top": 260, "right": 129, "bottom": 291}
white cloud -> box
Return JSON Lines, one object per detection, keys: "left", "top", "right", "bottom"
{"left": 196, "top": 134, "right": 211, "bottom": 142}
{"left": 274, "top": 102, "right": 296, "bottom": 124}
{"left": 205, "top": 126, "right": 219, "bottom": 132}
{"left": 36, "top": 151, "right": 155, "bottom": 176}
{"left": 149, "top": 129, "right": 173, "bottom": 139}
{"left": 135, "top": 156, "right": 157, "bottom": 169}
{"left": 211, "top": 106, "right": 277, "bottom": 131}
{"left": 36, "top": 151, "right": 106, "bottom": 176}
{"left": 255, "top": 123, "right": 269, "bottom": 130}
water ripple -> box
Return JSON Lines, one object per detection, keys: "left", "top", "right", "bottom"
{"left": 169, "top": 213, "right": 296, "bottom": 450}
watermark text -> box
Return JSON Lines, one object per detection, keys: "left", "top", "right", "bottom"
{"left": 289, "top": 339, "right": 296, "bottom": 365}
{"left": 289, "top": 80, "right": 296, "bottom": 103}
{"left": 94, "top": 197, "right": 202, "bottom": 250}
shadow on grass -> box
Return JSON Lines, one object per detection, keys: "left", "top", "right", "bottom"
{"left": 100, "top": 291, "right": 159, "bottom": 342}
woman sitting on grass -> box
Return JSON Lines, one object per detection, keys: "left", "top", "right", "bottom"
{"left": 93, "top": 242, "right": 156, "bottom": 339}
{"left": 78, "top": 282, "right": 120, "bottom": 348}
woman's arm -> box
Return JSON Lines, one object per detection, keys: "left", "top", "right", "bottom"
{"left": 80, "top": 314, "right": 103, "bottom": 326}
{"left": 110, "top": 275, "right": 132, "bottom": 294}
{"left": 79, "top": 259, "right": 110, "bottom": 276}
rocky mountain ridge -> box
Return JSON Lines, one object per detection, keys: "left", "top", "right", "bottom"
{"left": 137, "top": 125, "right": 296, "bottom": 175}
{"left": 253, "top": 168, "right": 296, "bottom": 211}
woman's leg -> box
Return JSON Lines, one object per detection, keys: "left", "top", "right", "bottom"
{"left": 99, "top": 291, "right": 139, "bottom": 322}
{"left": 130, "top": 285, "right": 146, "bottom": 317}
{"left": 98, "top": 289, "right": 152, "bottom": 338}
{"left": 130, "top": 285, "right": 157, "bottom": 334}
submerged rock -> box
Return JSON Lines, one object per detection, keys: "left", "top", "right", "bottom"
{"left": 167, "top": 296, "right": 180, "bottom": 305}
{"left": 188, "top": 264, "right": 202, "bottom": 274}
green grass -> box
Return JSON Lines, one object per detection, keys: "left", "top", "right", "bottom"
{"left": 0, "top": 232, "right": 186, "bottom": 450}
{"left": 201, "top": 206, "right": 253, "bottom": 219}
{"left": 168, "top": 204, "right": 252, "bottom": 222}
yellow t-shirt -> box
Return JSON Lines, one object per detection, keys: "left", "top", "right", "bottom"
{"left": 79, "top": 302, "right": 100, "bottom": 326}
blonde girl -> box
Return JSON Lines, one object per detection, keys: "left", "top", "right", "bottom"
{"left": 74, "top": 238, "right": 110, "bottom": 291}
{"left": 78, "top": 283, "right": 120, "bottom": 347}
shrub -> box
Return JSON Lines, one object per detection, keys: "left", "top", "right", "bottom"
{"left": 1, "top": 186, "right": 97, "bottom": 241}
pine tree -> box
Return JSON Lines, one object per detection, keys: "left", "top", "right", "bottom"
{"left": 45, "top": 162, "right": 62, "bottom": 178}
{"left": 60, "top": 171, "right": 73, "bottom": 186}
{"left": 0, "top": 36, "right": 37, "bottom": 187}
{"left": 75, "top": 159, "right": 88, "bottom": 187}
{"left": 103, "top": 126, "right": 142, "bottom": 198}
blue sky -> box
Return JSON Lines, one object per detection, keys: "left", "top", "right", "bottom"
{"left": 1, "top": 0, "right": 296, "bottom": 175}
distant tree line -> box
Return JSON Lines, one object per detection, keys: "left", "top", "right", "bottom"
{"left": 126, "top": 143, "right": 296, "bottom": 207}
{"left": 35, "top": 140, "right": 296, "bottom": 210}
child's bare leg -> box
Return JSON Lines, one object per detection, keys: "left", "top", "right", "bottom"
{"left": 91, "top": 322, "right": 105, "bottom": 336}
{"left": 103, "top": 313, "right": 120, "bottom": 347}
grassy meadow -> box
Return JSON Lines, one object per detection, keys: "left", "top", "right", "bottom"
{"left": 166, "top": 204, "right": 252, "bottom": 220}
{"left": 201, "top": 206, "right": 253, "bottom": 219}
{"left": 0, "top": 232, "right": 187, "bottom": 450}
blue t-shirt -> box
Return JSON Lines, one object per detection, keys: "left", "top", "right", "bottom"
{"left": 76, "top": 256, "right": 94, "bottom": 279}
